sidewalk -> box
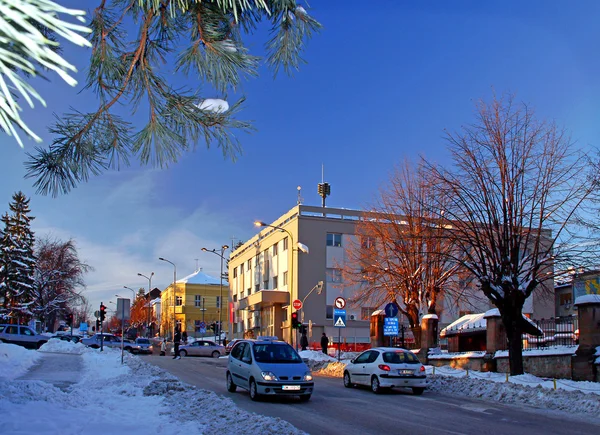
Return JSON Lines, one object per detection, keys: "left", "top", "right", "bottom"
{"left": 17, "top": 352, "right": 83, "bottom": 391}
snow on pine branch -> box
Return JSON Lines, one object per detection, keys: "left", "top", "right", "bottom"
{"left": 0, "top": 0, "right": 91, "bottom": 147}
{"left": 196, "top": 99, "right": 229, "bottom": 114}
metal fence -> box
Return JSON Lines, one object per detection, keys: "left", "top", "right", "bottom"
{"left": 497, "top": 316, "right": 579, "bottom": 350}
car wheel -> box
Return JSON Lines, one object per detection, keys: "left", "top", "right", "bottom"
{"left": 412, "top": 387, "right": 425, "bottom": 396}
{"left": 249, "top": 379, "right": 261, "bottom": 401}
{"left": 343, "top": 371, "right": 353, "bottom": 388}
{"left": 180, "top": 350, "right": 188, "bottom": 357}
{"left": 371, "top": 375, "right": 382, "bottom": 394}
{"left": 299, "top": 394, "right": 311, "bottom": 402}
{"left": 211, "top": 351, "right": 220, "bottom": 358}
{"left": 91, "top": 345, "right": 99, "bottom": 349}
{"left": 226, "top": 372, "right": 237, "bottom": 393}
{"left": 36, "top": 341, "right": 46, "bottom": 349}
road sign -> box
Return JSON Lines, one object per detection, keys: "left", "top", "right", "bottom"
{"left": 384, "top": 317, "right": 399, "bottom": 336}
{"left": 384, "top": 302, "right": 399, "bottom": 318}
{"left": 199, "top": 321, "right": 206, "bottom": 329}
{"left": 334, "top": 297, "right": 346, "bottom": 309}
{"left": 200, "top": 327, "right": 206, "bottom": 334}
{"left": 94, "top": 310, "right": 100, "bottom": 318}
{"left": 334, "top": 309, "right": 346, "bottom": 328}
{"left": 292, "top": 299, "right": 303, "bottom": 310}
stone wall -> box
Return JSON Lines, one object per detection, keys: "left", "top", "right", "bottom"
{"left": 495, "top": 354, "right": 574, "bottom": 379}
{"left": 428, "top": 355, "right": 486, "bottom": 371}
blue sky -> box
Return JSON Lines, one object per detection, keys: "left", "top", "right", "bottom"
{"left": 2, "top": 1, "right": 600, "bottom": 312}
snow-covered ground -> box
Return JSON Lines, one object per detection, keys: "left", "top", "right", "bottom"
{"left": 0, "top": 340, "right": 304, "bottom": 435}
{"left": 1, "top": 343, "right": 599, "bottom": 435}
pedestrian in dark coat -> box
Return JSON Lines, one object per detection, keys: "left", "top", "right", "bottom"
{"left": 173, "top": 327, "right": 181, "bottom": 359}
{"left": 320, "top": 333, "right": 329, "bottom": 355}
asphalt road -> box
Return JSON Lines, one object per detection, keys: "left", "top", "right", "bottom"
{"left": 142, "top": 354, "right": 600, "bottom": 435}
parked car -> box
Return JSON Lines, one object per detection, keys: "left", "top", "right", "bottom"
{"left": 225, "top": 338, "right": 242, "bottom": 355}
{"left": 226, "top": 337, "right": 314, "bottom": 401}
{"left": 343, "top": 347, "right": 426, "bottom": 395}
{"left": 81, "top": 333, "right": 136, "bottom": 352}
{"left": 133, "top": 337, "right": 153, "bottom": 354}
{"left": 0, "top": 324, "right": 48, "bottom": 349}
{"left": 50, "top": 334, "right": 81, "bottom": 343}
{"left": 174, "top": 340, "right": 224, "bottom": 358}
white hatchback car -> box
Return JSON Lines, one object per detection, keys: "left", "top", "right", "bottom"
{"left": 343, "top": 347, "right": 426, "bottom": 395}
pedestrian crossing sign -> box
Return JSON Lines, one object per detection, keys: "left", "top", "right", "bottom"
{"left": 334, "top": 309, "right": 346, "bottom": 328}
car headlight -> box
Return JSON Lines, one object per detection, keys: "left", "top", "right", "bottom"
{"left": 261, "top": 371, "right": 278, "bottom": 381}
{"left": 303, "top": 372, "right": 313, "bottom": 382}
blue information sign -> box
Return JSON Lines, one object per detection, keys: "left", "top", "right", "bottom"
{"left": 334, "top": 309, "right": 347, "bottom": 328}
{"left": 383, "top": 317, "right": 399, "bottom": 336}
{"left": 384, "top": 302, "right": 399, "bottom": 318}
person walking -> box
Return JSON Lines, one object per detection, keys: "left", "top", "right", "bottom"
{"left": 160, "top": 338, "right": 166, "bottom": 356}
{"left": 173, "top": 327, "right": 181, "bottom": 359}
{"left": 320, "top": 332, "right": 329, "bottom": 355}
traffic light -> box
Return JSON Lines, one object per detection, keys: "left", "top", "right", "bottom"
{"left": 96, "top": 319, "right": 101, "bottom": 330}
{"left": 66, "top": 313, "right": 73, "bottom": 326}
{"left": 99, "top": 303, "right": 106, "bottom": 322}
{"left": 291, "top": 311, "right": 300, "bottom": 329}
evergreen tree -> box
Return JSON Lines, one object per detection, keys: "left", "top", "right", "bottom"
{"left": 0, "top": 192, "right": 36, "bottom": 323}
{"left": 24, "top": 0, "right": 321, "bottom": 197}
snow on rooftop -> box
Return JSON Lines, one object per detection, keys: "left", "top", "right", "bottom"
{"left": 440, "top": 313, "right": 487, "bottom": 337}
{"left": 176, "top": 270, "right": 226, "bottom": 285}
{"left": 495, "top": 345, "right": 579, "bottom": 358}
{"left": 574, "top": 294, "right": 600, "bottom": 305}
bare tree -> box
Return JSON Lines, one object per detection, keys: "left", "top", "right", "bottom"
{"left": 32, "top": 237, "right": 92, "bottom": 332}
{"left": 341, "top": 161, "right": 470, "bottom": 346}
{"left": 426, "top": 95, "right": 594, "bottom": 375}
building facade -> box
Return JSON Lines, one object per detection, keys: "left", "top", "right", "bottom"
{"left": 228, "top": 204, "right": 556, "bottom": 347}
{"left": 160, "top": 270, "right": 228, "bottom": 339}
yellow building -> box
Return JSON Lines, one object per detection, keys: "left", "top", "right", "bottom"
{"left": 160, "top": 270, "right": 228, "bottom": 340}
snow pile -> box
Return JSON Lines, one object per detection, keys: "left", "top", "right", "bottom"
{"left": 427, "top": 374, "right": 600, "bottom": 416}
{"left": 197, "top": 98, "right": 229, "bottom": 114}
{"left": 299, "top": 350, "right": 337, "bottom": 362}
{"left": 39, "top": 338, "right": 87, "bottom": 354}
{"left": 0, "top": 343, "right": 41, "bottom": 380}
{"left": 0, "top": 344, "right": 306, "bottom": 434}
{"left": 595, "top": 346, "right": 600, "bottom": 365}
{"left": 574, "top": 294, "right": 600, "bottom": 305}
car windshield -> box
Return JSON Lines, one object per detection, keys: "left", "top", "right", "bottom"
{"left": 253, "top": 343, "right": 302, "bottom": 363}
{"left": 382, "top": 351, "right": 420, "bottom": 364}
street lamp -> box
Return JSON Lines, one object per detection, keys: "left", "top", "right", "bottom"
{"left": 159, "top": 257, "right": 177, "bottom": 339}
{"left": 138, "top": 272, "right": 154, "bottom": 337}
{"left": 301, "top": 281, "right": 324, "bottom": 324}
{"left": 201, "top": 244, "right": 229, "bottom": 344}
{"left": 254, "top": 220, "right": 309, "bottom": 349}
{"left": 122, "top": 286, "right": 136, "bottom": 300}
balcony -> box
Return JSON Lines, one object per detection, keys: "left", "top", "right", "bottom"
{"left": 175, "top": 306, "right": 185, "bottom": 314}
{"left": 238, "top": 289, "right": 289, "bottom": 311}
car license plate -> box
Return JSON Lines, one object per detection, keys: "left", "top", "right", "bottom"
{"left": 282, "top": 385, "right": 301, "bottom": 391}
{"left": 399, "top": 369, "right": 413, "bottom": 375}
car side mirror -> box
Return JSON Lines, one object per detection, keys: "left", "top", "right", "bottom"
{"left": 350, "top": 359, "right": 355, "bottom": 364}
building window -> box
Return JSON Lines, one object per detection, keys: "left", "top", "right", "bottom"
{"left": 559, "top": 294, "right": 572, "bottom": 306}
{"left": 327, "top": 233, "right": 342, "bottom": 247}
{"left": 194, "top": 295, "right": 202, "bottom": 307}
{"left": 255, "top": 256, "right": 259, "bottom": 266}
{"left": 240, "top": 263, "right": 244, "bottom": 273}
{"left": 273, "top": 275, "right": 278, "bottom": 289}
{"left": 176, "top": 296, "right": 183, "bottom": 306}
{"left": 361, "top": 236, "right": 376, "bottom": 249}
{"left": 263, "top": 280, "right": 269, "bottom": 290}
{"left": 247, "top": 259, "right": 251, "bottom": 269}
{"left": 255, "top": 284, "right": 260, "bottom": 292}
{"left": 326, "top": 305, "right": 333, "bottom": 319}
{"left": 216, "top": 296, "right": 221, "bottom": 308}
{"left": 326, "top": 268, "right": 342, "bottom": 283}
{"left": 283, "top": 271, "right": 288, "bottom": 286}
{"left": 233, "top": 268, "right": 238, "bottom": 278}
{"left": 283, "top": 237, "right": 289, "bottom": 251}
{"left": 273, "top": 243, "right": 278, "bottom": 256}
{"left": 233, "top": 294, "right": 238, "bottom": 302}
{"left": 360, "top": 307, "right": 375, "bottom": 321}
{"left": 240, "top": 290, "right": 245, "bottom": 300}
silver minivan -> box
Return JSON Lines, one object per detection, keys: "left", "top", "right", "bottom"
{"left": 226, "top": 338, "right": 314, "bottom": 401}
{"left": 0, "top": 324, "right": 48, "bottom": 349}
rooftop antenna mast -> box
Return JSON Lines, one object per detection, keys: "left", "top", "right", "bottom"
{"left": 297, "top": 186, "right": 303, "bottom": 205}
{"left": 317, "top": 163, "right": 330, "bottom": 208}
{"left": 195, "top": 258, "right": 199, "bottom": 272}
